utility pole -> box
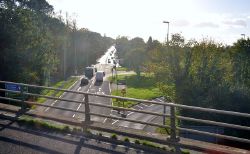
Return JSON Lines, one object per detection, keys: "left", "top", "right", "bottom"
{"left": 63, "top": 12, "right": 69, "bottom": 81}
{"left": 73, "top": 19, "right": 77, "bottom": 75}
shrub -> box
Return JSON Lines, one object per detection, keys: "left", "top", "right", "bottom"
{"left": 63, "top": 125, "right": 70, "bottom": 132}
{"left": 124, "top": 137, "right": 130, "bottom": 142}
{"left": 111, "top": 134, "right": 117, "bottom": 140}
{"left": 98, "top": 132, "right": 103, "bottom": 136}
{"left": 134, "top": 139, "right": 140, "bottom": 144}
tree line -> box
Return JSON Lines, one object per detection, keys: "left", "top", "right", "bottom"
{"left": 0, "top": 0, "right": 113, "bottom": 85}
{"left": 116, "top": 34, "right": 250, "bottom": 139}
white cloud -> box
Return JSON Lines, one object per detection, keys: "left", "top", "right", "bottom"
{"left": 173, "top": 20, "right": 190, "bottom": 27}
{"left": 223, "top": 19, "right": 247, "bottom": 27}
{"left": 195, "top": 22, "right": 219, "bottom": 28}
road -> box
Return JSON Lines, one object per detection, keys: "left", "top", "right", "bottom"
{"left": 37, "top": 45, "right": 168, "bottom": 132}
{"left": 110, "top": 97, "right": 169, "bottom": 131}
{"left": 37, "top": 45, "right": 117, "bottom": 123}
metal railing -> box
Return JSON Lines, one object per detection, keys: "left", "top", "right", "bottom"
{"left": 0, "top": 80, "right": 250, "bottom": 145}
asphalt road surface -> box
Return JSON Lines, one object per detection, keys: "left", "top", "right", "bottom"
{"left": 36, "top": 45, "right": 116, "bottom": 123}
{"left": 36, "top": 45, "right": 168, "bottom": 132}
{"left": 110, "top": 97, "right": 170, "bottom": 131}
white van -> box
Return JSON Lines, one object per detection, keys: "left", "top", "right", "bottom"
{"left": 96, "top": 71, "right": 104, "bottom": 82}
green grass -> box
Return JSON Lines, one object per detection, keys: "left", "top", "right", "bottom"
{"left": 142, "top": 140, "right": 162, "bottom": 149}
{"left": 110, "top": 74, "right": 162, "bottom": 108}
{"left": 18, "top": 116, "right": 69, "bottom": 132}
{"left": 155, "top": 117, "right": 180, "bottom": 135}
{"left": 116, "top": 67, "right": 129, "bottom": 71}
{"left": 36, "top": 77, "right": 78, "bottom": 104}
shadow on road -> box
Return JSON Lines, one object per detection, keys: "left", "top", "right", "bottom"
{"left": 0, "top": 116, "right": 131, "bottom": 154}
{"left": 0, "top": 136, "right": 63, "bottom": 154}
{"left": 0, "top": 108, "right": 28, "bottom": 132}
{"left": 94, "top": 81, "right": 103, "bottom": 86}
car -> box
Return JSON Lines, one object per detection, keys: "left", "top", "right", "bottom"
{"left": 80, "top": 77, "right": 89, "bottom": 86}
{"left": 108, "top": 59, "right": 111, "bottom": 63}
{"left": 96, "top": 71, "right": 104, "bottom": 82}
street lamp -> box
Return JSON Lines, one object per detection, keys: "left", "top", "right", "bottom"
{"left": 163, "top": 21, "right": 170, "bottom": 44}
{"left": 241, "top": 34, "right": 246, "bottom": 39}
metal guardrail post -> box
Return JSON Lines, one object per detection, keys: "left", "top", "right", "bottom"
{"left": 169, "top": 104, "right": 179, "bottom": 142}
{"left": 84, "top": 94, "right": 90, "bottom": 124}
{"left": 20, "top": 85, "right": 26, "bottom": 110}
{"left": 163, "top": 104, "right": 166, "bottom": 126}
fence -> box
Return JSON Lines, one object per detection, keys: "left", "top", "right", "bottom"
{"left": 0, "top": 80, "right": 250, "bottom": 146}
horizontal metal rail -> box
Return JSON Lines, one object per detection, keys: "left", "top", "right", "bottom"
{"left": 0, "top": 88, "right": 84, "bottom": 105}
{"left": 177, "top": 127, "right": 250, "bottom": 144}
{"left": 0, "top": 96, "right": 85, "bottom": 114}
{"left": 24, "top": 92, "right": 84, "bottom": 105}
{"left": 1, "top": 81, "right": 250, "bottom": 118}
{"left": 0, "top": 96, "right": 171, "bottom": 130}
{"left": 89, "top": 112, "right": 171, "bottom": 129}
{"left": 1, "top": 80, "right": 250, "bottom": 145}
{"left": 0, "top": 88, "right": 170, "bottom": 117}
{"left": 177, "top": 116, "right": 250, "bottom": 131}
{"left": 88, "top": 101, "right": 170, "bottom": 117}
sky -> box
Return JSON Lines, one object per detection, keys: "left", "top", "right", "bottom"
{"left": 47, "top": 0, "right": 250, "bottom": 45}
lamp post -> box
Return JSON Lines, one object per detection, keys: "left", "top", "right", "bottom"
{"left": 163, "top": 21, "right": 170, "bottom": 44}
{"left": 241, "top": 34, "right": 246, "bottom": 39}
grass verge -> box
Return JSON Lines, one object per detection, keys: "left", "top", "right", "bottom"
{"left": 35, "top": 77, "right": 78, "bottom": 106}
{"left": 18, "top": 116, "right": 71, "bottom": 132}
{"left": 17, "top": 116, "right": 188, "bottom": 153}
{"left": 109, "top": 74, "right": 162, "bottom": 108}
{"left": 116, "top": 67, "right": 129, "bottom": 71}
{"left": 155, "top": 117, "right": 179, "bottom": 135}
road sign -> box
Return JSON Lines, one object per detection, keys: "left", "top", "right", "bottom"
{"left": 5, "top": 83, "right": 21, "bottom": 91}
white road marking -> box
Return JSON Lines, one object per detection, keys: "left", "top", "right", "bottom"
{"left": 135, "top": 105, "right": 143, "bottom": 109}
{"left": 76, "top": 103, "right": 82, "bottom": 110}
{"left": 111, "top": 110, "right": 118, "bottom": 113}
{"left": 108, "top": 80, "right": 113, "bottom": 91}
{"left": 44, "top": 100, "right": 58, "bottom": 112}
{"left": 112, "top": 120, "right": 119, "bottom": 125}
{"left": 72, "top": 103, "right": 82, "bottom": 118}
{"left": 98, "top": 88, "right": 101, "bottom": 91}
{"left": 140, "top": 103, "right": 148, "bottom": 107}
{"left": 77, "top": 87, "right": 81, "bottom": 91}
{"left": 103, "top": 118, "right": 107, "bottom": 123}
{"left": 127, "top": 112, "right": 134, "bottom": 116}
{"left": 101, "top": 92, "right": 105, "bottom": 94}
{"left": 59, "top": 92, "right": 66, "bottom": 98}
{"left": 69, "top": 79, "right": 79, "bottom": 90}
{"left": 91, "top": 78, "right": 95, "bottom": 85}
{"left": 44, "top": 107, "right": 50, "bottom": 112}
{"left": 156, "top": 98, "right": 164, "bottom": 102}
{"left": 45, "top": 78, "right": 80, "bottom": 112}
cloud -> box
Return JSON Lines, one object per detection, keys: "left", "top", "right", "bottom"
{"left": 223, "top": 19, "right": 247, "bottom": 27}
{"left": 195, "top": 22, "right": 219, "bottom": 28}
{"left": 173, "top": 20, "right": 190, "bottom": 27}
